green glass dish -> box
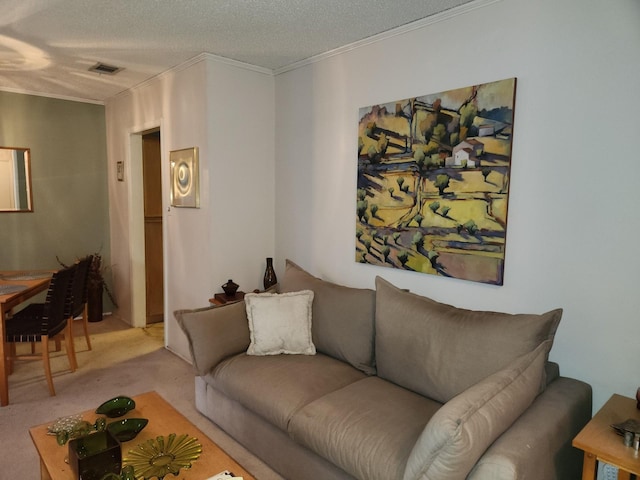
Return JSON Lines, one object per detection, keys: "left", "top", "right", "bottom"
{"left": 123, "top": 433, "right": 202, "bottom": 479}
{"left": 107, "top": 418, "right": 149, "bottom": 442}
{"left": 96, "top": 396, "right": 136, "bottom": 418}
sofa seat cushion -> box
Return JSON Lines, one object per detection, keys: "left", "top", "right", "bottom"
{"left": 280, "top": 260, "right": 376, "bottom": 375}
{"left": 204, "top": 352, "right": 366, "bottom": 430}
{"left": 289, "top": 376, "right": 442, "bottom": 480}
{"left": 375, "top": 276, "right": 562, "bottom": 403}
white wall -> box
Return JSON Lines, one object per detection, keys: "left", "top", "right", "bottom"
{"left": 274, "top": 0, "right": 640, "bottom": 412}
{"left": 106, "top": 55, "right": 275, "bottom": 360}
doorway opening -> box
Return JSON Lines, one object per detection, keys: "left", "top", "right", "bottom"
{"left": 141, "top": 130, "right": 164, "bottom": 327}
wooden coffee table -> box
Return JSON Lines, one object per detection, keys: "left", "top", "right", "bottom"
{"left": 29, "top": 391, "right": 256, "bottom": 480}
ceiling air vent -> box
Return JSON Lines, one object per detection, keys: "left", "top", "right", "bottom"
{"left": 89, "top": 62, "right": 123, "bottom": 75}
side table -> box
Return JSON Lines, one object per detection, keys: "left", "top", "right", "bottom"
{"left": 209, "top": 292, "right": 245, "bottom": 306}
{"left": 573, "top": 394, "right": 640, "bottom": 480}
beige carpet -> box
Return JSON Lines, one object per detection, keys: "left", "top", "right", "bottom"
{"left": 0, "top": 315, "right": 284, "bottom": 479}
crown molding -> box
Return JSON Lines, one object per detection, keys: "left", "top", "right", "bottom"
{"left": 200, "top": 52, "right": 273, "bottom": 76}
{"left": 110, "top": 51, "right": 274, "bottom": 101}
{"left": 273, "top": 0, "right": 502, "bottom": 76}
{"left": 0, "top": 86, "right": 104, "bottom": 105}
{"left": 107, "top": 0, "right": 501, "bottom": 101}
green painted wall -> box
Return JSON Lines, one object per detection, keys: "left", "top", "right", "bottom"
{"left": 0, "top": 91, "right": 110, "bottom": 280}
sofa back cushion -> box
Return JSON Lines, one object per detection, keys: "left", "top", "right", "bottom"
{"left": 175, "top": 301, "right": 250, "bottom": 376}
{"left": 375, "top": 277, "right": 561, "bottom": 403}
{"left": 280, "top": 260, "right": 376, "bottom": 375}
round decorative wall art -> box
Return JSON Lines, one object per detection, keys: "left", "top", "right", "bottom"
{"left": 170, "top": 147, "right": 200, "bottom": 208}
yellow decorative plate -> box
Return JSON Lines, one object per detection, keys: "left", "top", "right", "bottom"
{"left": 123, "top": 433, "right": 202, "bottom": 479}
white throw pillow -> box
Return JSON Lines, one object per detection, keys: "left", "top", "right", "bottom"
{"left": 245, "top": 290, "right": 316, "bottom": 356}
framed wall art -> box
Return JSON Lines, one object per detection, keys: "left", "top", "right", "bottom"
{"left": 356, "top": 78, "right": 517, "bottom": 285}
{"left": 170, "top": 147, "right": 199, "bottom": 208}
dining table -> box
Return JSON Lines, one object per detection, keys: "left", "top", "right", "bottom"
{"left": 0, "top": 270, "right": 54, "bottom": 406}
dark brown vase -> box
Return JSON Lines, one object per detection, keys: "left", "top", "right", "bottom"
{"left": 222, "top": 279, "right": 239, "bottom": 296}
{"left": 263, "top": 257, "right": 277, "bottom": 289}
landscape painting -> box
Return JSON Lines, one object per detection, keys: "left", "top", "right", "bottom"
{"left": 356, "top": 78, "right": 517, "bottom": 285}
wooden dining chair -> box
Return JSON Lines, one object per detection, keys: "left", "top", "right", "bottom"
{"left": 5, "top": 265, "right": 78, "bottom": 396}
{"left": 67, "top": 255, "right": 94, "bottom": 351}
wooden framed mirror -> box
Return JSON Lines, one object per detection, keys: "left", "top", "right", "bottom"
{"left": 0, "top": 146, "right": 33, "bottom": 212}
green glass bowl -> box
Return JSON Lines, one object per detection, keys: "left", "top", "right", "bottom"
{"left": 107, "top": 418, "right": 149, "bottom": 442}
{"left": 96, "top": 396, "right": 136, "bottom": 418}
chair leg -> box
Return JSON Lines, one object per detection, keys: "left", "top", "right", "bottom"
{"left": 82, "top": 303, "right": 92, "bottom": 350}
{"left": 64, "top": 321, "right": 78, "bottom": 372}
{"left": 7, "top": 343, "right": 16, "bottom": 375}
{"left": 41, "top": 336, "right": 56, "bottom": 396}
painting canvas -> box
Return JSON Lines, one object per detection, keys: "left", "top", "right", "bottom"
{"left": 356, "top": 78, "right": 517, "bottom": 285}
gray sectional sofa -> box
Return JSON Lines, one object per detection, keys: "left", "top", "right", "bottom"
{"left": 176, "top": 260, "right": 592, "bottom": 480}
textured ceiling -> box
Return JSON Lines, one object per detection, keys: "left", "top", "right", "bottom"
{"left": 0, "top": 0, "right": 477, "bottom": 103}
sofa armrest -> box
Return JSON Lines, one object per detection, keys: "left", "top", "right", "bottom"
{"left": 468, "top": 376, "right": 592, "bottom": 480}
{"left": 403, "top": 341, "right": 550, "bottom": 480}
{"left": 174, "top": 301, "right": 250, "bottom": 376}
